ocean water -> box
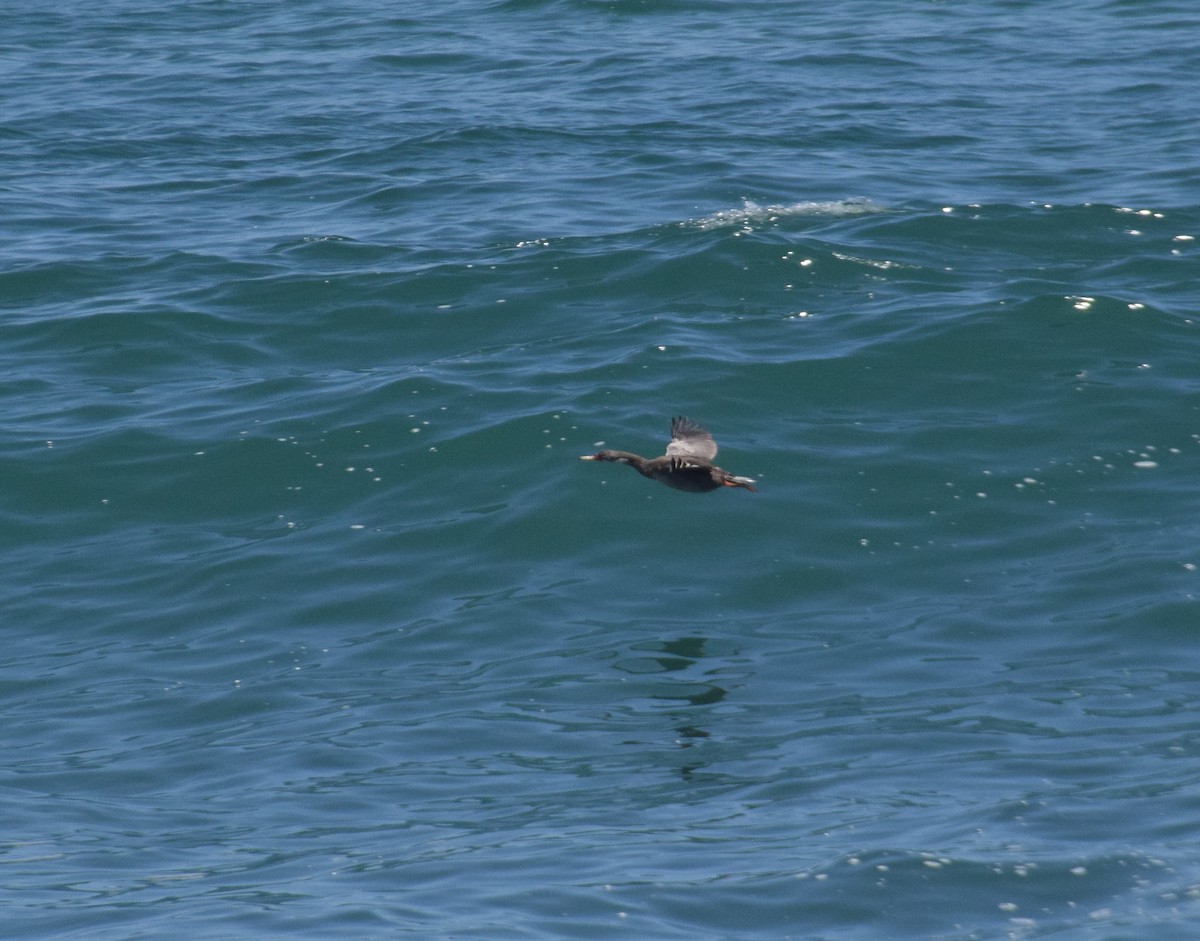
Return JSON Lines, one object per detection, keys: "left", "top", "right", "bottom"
{"left": 4, "top": 2, "right": 1200, "bottom": 938}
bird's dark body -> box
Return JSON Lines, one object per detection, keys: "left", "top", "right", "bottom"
{"left": 579, "top": 417, "right": 757, "bottom": 493}
{"left": 586, "top": 451, "right": 732, "bottom": 492}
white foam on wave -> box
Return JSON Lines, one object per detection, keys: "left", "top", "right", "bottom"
{"left": 690, "top": 197, "right": 883, "bottom": 231}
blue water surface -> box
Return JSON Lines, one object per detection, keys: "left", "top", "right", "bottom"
{"left": 4, "top": 2, "right": 1200, "bottom": 938}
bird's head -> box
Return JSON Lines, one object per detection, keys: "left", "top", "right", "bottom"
{"left": 578, "top": 450, "right": 625, "bottom": 464}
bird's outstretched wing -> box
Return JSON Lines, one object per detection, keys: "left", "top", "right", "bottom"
{"left": 666, "top": 416, "right": 717, "bottom": 462}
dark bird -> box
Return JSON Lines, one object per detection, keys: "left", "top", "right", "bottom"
{"left": 579, "top": 416, "right": 758, "bottom": 493}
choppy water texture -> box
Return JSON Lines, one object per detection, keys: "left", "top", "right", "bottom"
{"left": 4, "top": 2, "right": 1200, "bottom": 938}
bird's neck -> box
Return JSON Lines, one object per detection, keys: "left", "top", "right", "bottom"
{"left": 607, "top": 451, "right": 648, "bottom": 471}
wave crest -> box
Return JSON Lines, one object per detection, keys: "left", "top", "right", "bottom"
{"left": 690, "top": 197, "right": 883, "bottom": 230}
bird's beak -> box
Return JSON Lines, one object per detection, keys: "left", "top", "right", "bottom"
{"left": 578, "top": 454, "right": 597, "bottom": 461}
{"left": 723, "top": 477, "right": 758, "bottom": 492}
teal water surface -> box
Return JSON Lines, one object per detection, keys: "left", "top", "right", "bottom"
{"left": 4, "top": 2, "right": 1200, "bottom": 939}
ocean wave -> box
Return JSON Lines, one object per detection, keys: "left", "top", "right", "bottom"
{"left": 689, "top": 197, "right": 885, "bottom": 231}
